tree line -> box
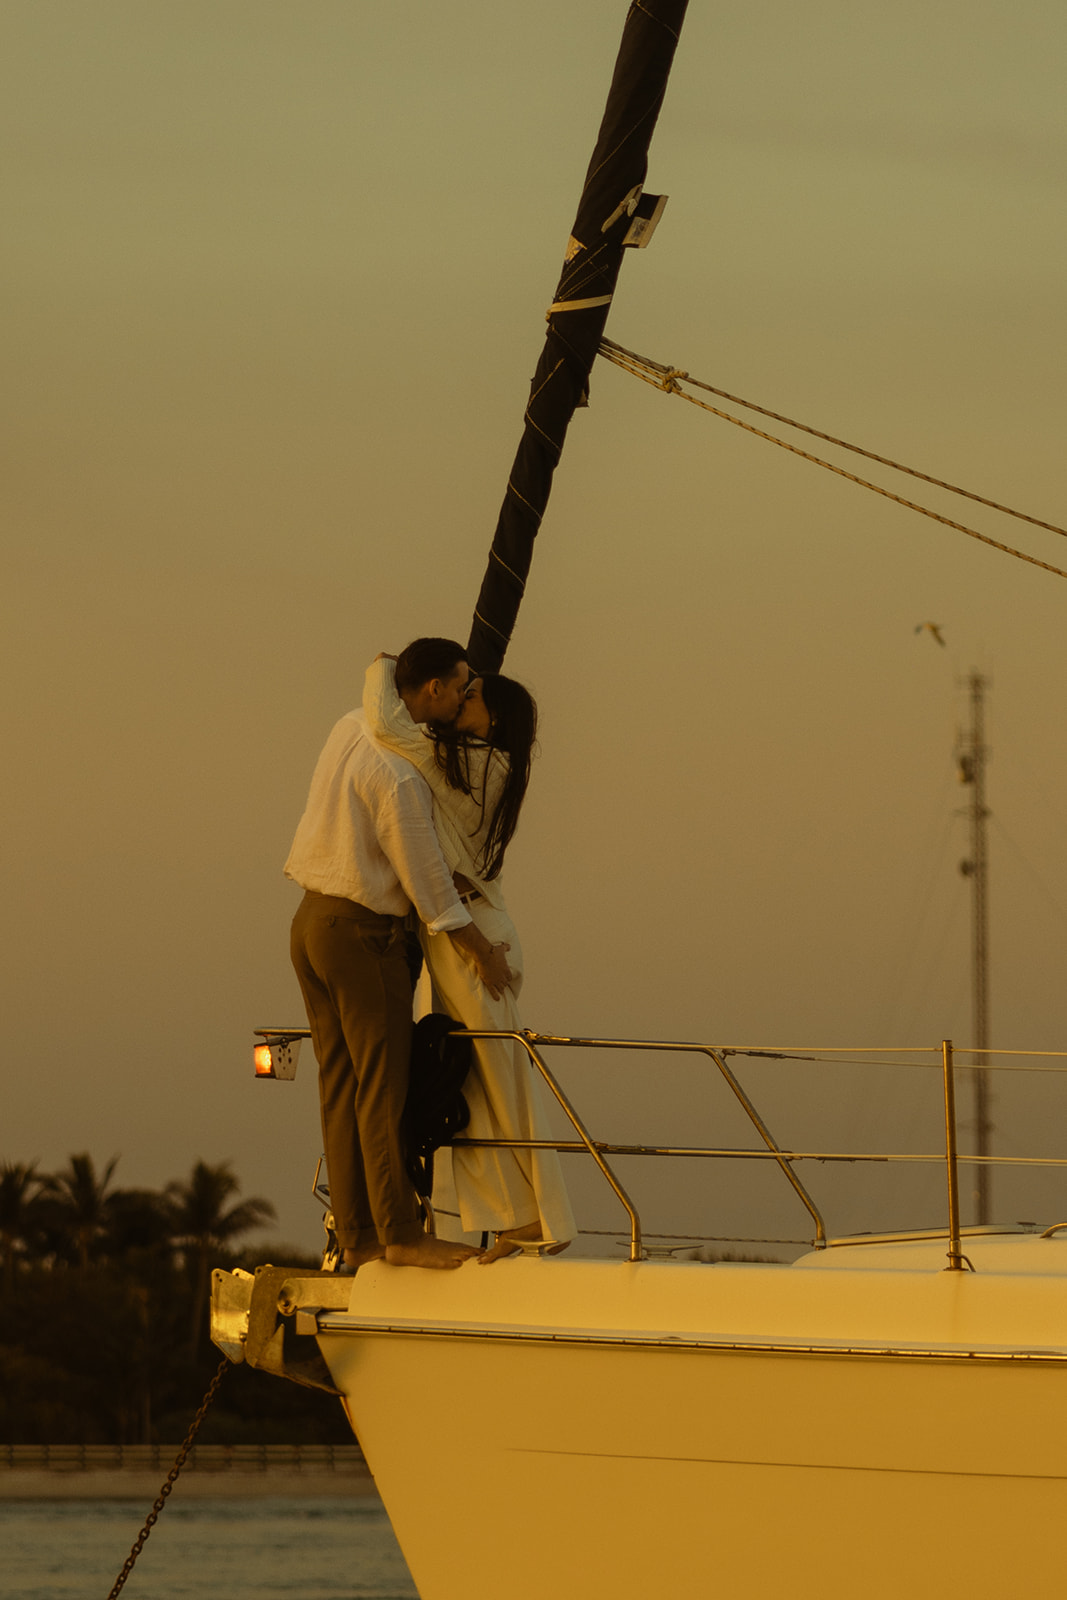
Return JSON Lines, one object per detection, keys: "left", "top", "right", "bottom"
{"left": 0, "top": 1154, "right": 350, "bottom": 1447}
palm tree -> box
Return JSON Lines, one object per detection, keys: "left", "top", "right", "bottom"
{"left": 105, "top": 1188, "right": 174, "bottom": 1261}
{"left": 0, "top": 1161, "right": 48, "bottom": 1293}
{"left": 165, "top": 1160, "right": 276, "bottom": 1347}
{"left": 41, "top": 1152, "right": 120, "bottom": 1270}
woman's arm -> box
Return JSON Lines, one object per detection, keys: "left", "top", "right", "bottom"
{"left": 362, "top": 656, "right": 437, "bottom": 775}
{"left": 363, "top": 657, "right": 498, "bottom": 861}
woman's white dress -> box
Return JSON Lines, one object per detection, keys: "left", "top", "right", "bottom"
{"left": 363, "top": 660, "right": 575, "bottom": 1245}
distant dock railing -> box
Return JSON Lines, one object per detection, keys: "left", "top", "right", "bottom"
{"left": 0, "top": 1443, "right": 368, "bottom": 1475}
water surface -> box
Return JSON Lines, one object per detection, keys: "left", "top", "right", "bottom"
{"left": 0, "top": 1497, "right": 418, "bottom": 1600}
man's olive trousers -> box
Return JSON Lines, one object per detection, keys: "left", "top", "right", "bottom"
{"left": 290, "top": 890, "right": 422, "bottom": 1250}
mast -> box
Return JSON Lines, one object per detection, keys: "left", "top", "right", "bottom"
{"left": 467, "top": 0, "right": 690, "bottom": 672}
{"left": 957, "top": 670, "right": 992, "bottom": 1223}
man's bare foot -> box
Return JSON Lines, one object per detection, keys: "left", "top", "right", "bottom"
{"left": 385, "top": 1237, "right": 482, "bottom": 1270}
{"left": 343, "top": 1244, "right": 385, "bottom": 1271}
{"left": 478, "top": 1222, "right": 571, "bottom": 1264}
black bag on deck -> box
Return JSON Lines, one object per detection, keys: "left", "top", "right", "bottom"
{"left": 403, "top": 1013, "right": 473, "bottom": 1199}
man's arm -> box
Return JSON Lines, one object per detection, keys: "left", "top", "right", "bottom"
{"left": 376, "top": 768, "right": 513, "bottom": 996}
{"left": 375, "top": 771, "right": 469, "bottom": 932}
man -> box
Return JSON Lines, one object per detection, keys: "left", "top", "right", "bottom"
{"left": 285, "top": 637, "right": 514, "bottom": 1270}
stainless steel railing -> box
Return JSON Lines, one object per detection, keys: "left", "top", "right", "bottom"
{"left": 257, "top": 1026, "right": 1067, "bottom": 1272}
{"left": 449, "top": 1033, "right": 1067, "bottom": 1272}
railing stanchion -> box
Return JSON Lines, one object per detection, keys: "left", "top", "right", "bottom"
{"left": 705, "top": 1049, "right": 826, "bottom": 1246}
{"left": 456, "top": 1029, "right": 644, "bottom": 1260}
{"left": 942, "top": 1039, "right": 965, "bottom": 1271}
{"left": 516, "top": 1034, "right": 644, "bottom": 1262}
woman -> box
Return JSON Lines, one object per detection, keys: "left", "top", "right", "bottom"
{"left": 363, "top": 656, "right": 575, "bottom": 1262}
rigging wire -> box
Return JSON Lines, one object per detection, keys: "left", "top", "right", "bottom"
{"left": 990, "top": 815, "right": 1067, "bottom": 936}
{"left": 598, "top": 338, "right": 1067, "bottom": 581}
{"left": 722, "top": 1048, "right": 1067, "bottom": 1073}
{"left": 877, "top": 796, "right": 959, "bottom": 1043}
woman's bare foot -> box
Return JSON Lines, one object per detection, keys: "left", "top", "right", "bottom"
{"left": 478, "top": 1222, "right": 571, "bottom": 1264}
{"left": 385, "top": 1237, "right": 482, "bottom": 1270}
{"left": 342, "top": 1244, "right": 385, "bottom": 1271}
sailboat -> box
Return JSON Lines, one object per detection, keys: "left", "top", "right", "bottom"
{"left": 213, "top": 4, "right": 1067, "bottom": 1595}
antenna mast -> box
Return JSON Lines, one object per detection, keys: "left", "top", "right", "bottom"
{"left": 957, "top": 670, "right": 992, "bottom": 1223}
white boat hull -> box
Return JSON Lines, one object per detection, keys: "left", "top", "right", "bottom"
{"left": 310, "top": 1239, "right": 1067, "bottom": 1599}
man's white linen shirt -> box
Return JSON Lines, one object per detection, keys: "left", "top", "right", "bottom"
{"left": 284, "top": 710, "right": 471, "bottom": 934}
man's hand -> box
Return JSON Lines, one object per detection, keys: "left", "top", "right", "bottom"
{"left": 474, "top": 941, "right": 514, "bottom": 1001}
{"left": 448, "top": 922, "right": 514, "bottom": 1000}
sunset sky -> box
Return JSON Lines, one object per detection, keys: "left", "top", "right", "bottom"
{"left": 5, "top": 1, "right": 1067, "bottom": 1256}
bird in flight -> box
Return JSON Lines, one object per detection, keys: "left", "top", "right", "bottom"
{"left": 914, "top": 621, "right": 946, "bottom": 647}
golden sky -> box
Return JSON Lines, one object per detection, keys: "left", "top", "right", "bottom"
{"left": 4, "top": 1, "right": 1067, "bottom": 1252}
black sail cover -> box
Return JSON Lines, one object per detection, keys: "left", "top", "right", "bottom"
{"left": 467, "top": 0, "right": 690, "bottom": 673}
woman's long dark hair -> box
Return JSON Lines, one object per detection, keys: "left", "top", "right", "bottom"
{"left": 432, "top": 674, "right": 537, "bottom": 881}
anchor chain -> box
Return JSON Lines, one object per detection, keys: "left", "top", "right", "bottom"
{"left": 105, "top": 1356, "right": 230, "bottom": 1599}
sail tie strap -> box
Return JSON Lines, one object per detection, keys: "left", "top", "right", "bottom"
{"left": 599, "top": 337, "right": 1067, "bottom": 582}
{"left": 548, "top": 294, "right": 614, "bottom": 315}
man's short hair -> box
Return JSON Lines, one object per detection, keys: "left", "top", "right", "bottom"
{"left": 394, "top": 637, "right": 467, "bottom": 693}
